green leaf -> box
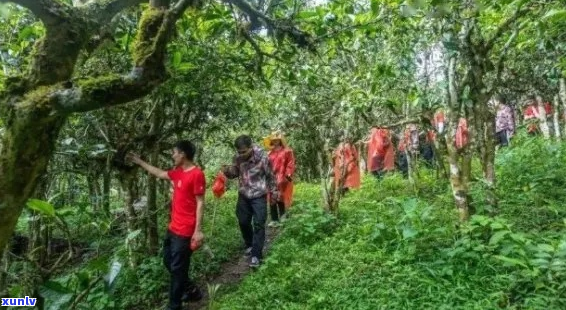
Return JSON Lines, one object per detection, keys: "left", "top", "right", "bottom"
{"left": 177, "top": 62, "right": 196, "bottom": 72}
{"left": 537, "top": 244, "right": 554, "bottom": 252}
{"left": 530, "top": 258, "right": 549, "bottom": 268}
{"left": 41, "top": 281, "right": 73, "bottom": 294}
{"left": 370, "top": 0, "right": 380, "bottom": 16}
{"left": 402, "top": 226, "right": 418, "bottom": 239}
{"left": 542, "top": 9, "right": 566, "bottom": 22}
{"left": 126, "top": 229, "right": 142, "bottom": 242}
{"left": 27, "top": 199, "right": 55, "bottom": 217}
{"left": 172, "top": 51, "right": 182, "bottom": 68}
{"left": 493, "top": 255, "right": 528, "bottom": 268}
{"left": 489, "top": 231, "right": 508, "bottom": 245}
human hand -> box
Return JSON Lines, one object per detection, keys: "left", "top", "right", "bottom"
{"left": 191, "top": 230, "right": 204, "bottom": 251}
{"left": 126, "top": 152, "right": 141, "bottom": 164}
{"left": 193, "top": 230, "right": 204, "bottom": 244}
{"left": 270, "top": 192, "right": 280, "bottom": 204}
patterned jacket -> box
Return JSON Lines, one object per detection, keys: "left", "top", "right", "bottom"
{"left": 224, "top": 145, "right": 279, "bottom": 199}
{"left": 496, "top": 104, "right": 515, "bottom": 135}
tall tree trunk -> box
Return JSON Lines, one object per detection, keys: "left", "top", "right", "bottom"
{"left": 0, "top": 245, "right": 8, "bottom": 294}
{"left": 445, "top": 56, "right": 474, "bottom": 221}
{"left": 146, "top": 151, "right": 159, "bottom": 255}
{"left": 118, "top": 171, "right": 140, "bottom": 267}
{"left": 536, "top": 96, "right": 551, "bottom": 139}
{"left": 87, "top": 173, "right": 98, "bottom": 211}
{"left": 102, "top": 155, "right": 111, "bottom": 215}
{"left": 553, "top": 95, "right": 561, "bottom": 140}
{"left": 475, "top": 100, "right": 497, "bottom": 213}
{"left": 560, "top": 78, "right": 566, "bottom": 138}
{"left": 28, "top": 177, "right": 49, "bottom": 267}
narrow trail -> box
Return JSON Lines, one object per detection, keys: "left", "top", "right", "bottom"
{"left": 189, "top": 226, "right": 280, "bottom": 310}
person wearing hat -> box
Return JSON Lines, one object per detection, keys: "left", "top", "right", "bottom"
{"left": 263, "top": 131, "right": 296, "bottom": 227}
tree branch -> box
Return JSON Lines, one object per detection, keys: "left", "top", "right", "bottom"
{"left": 0, "top": 0, "right": 67, "bottom": 26}
{"left": 493, "top": 27, "right": 519, "bottom": 90}
{"left": 171, "top": 0, "right": 197, "bottom": 18}
{"left": 86, "top": 0, "right": 146, "bottom": 23}
{"left": 225, "top": 0, "right": 314, "bottom": 50}
{"left": 484, "top": 7, "right": 530, "bottom": 53}
{"left": 42, "top": 2, "right": 194, "bottom": 113}
{"left": 372, "top": 115, "right": 428, "bottom": 130}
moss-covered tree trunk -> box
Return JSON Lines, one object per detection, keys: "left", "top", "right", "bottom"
{"left": 119, "top": 172, "right": 140, "bottom": 267}
{"left": 560, "top": 78, "right": 566, "bottom": 137}
{"left": 103, "top": 154, "right": 112, "bottom": 215}
{"left": 445, "top": 56, "right": 474, "bottom": 221}
{"left": 146, "top": 163, "right": 159, "bottom": 255}
{"left": 0, "top": 0, "right": 195, "bottom": 256}
{"left": 552, "top": 95, "right": 561, "bottom": 140}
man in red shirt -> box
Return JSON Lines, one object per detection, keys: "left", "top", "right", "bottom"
{"left": 128, "top": 140, "right": 205, "bottom": 310}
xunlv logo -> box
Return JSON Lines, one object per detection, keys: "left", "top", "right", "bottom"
{"left": 1, "top": 297, "right": 37, "bottom": 306}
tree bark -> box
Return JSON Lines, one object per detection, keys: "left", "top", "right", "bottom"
{"left": 102, "top": 155, "right": 111, "bottom": 215}
{"left": 553, "top": 95, "right": 561, "bottom": 140}
{"left": 119, "top": 172, "right": 140, "bottom": 267}
{"left": 146, "top": 150, "right": 159, "bottom": 255}
{"left": 536, "top": 96, "right": 551, "bottom": 139}
{"left": 560, "top": 78, "right": 566, "bottom": 137}
{"left": 445, "top": 56, "right": 474, "bottom": 221}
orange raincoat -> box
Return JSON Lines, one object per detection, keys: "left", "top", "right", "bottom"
{"left": 367, "top": 128, "right": 395, "bottom": 173}
{"left": 268, "top": 146, "right": 296, "bottom": 209}
{"left": 333, "top": 142, "right": 361, "bottom": 189}
{"left": 455, "top": 118, "right": 468, "bottom": 149}
{"left": 433, "top": 110, "right": 445, "bottom": 133}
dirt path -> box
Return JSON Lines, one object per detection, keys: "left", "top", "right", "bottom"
{"left": 189, "top": 226, "right": 280, "bottom": 310}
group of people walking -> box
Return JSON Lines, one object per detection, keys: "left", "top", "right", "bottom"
{"left": 331, "top": 94, "right": 554, "bottom": 193}
{"left": 123, "top": 93, "right": 552, "bottom": 310}
{"left": 127, "top": 131, "right": 296, "bottom": 310}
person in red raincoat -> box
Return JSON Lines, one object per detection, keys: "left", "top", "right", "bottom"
{"left": 396, "top": 124, "right": 419, "bottom": 178}
{"left": 523, "top": 95, "right": 552, "bottom": 135}
{"left": 366, "top": 127, "right": 395, "bottom": 179}
{"left": 455, "top": 117, "right": 469, "bottom": 149}
{"left": 433, "top": 109, "right": 445, "bottom": 133}
{"left": 263, "top": 131, "right": 296, "bottom": 226}
{"left": 333, "top": 137, "right": 361, "bottom": 195}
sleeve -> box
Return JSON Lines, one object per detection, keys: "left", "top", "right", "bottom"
{"left": 284, "top": 149, "right": 296, "bottom": 177}
{"left": 193, "top": 170, "right": 206, "bottom": 196}
{"left": 263, "top": 154, "right": 278, "bottom": 194}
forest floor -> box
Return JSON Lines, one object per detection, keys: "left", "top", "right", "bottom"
{"left": 190, "top": 226, "right": 281, "bottom": 310}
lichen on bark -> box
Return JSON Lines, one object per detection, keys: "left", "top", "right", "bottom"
{"left": 132, "top": 7, "right": 167, "bottom": 67}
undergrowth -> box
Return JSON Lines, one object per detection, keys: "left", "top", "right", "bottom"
{"left": 213, "top": 138, "right": 566, "bottom": 310}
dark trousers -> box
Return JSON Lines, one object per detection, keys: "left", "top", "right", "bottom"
{"left": 163, "top": 230, "right": 193, "bottom": 310}
{"left": 397, "top": 153, "right": 409, "bottom": 178}
{"left": 421, "top": 143, "right": 434, "bottom": 167}
{"left": 495, "top": 130, "right": 509, "bottom": 147}
{"left": 270, "top": 201, "right": 286, "bottom": 222}
{"left": 371, "top": 169, "right": 386, "bottom": 179}
{"left": 236, "top": 194, "right": 267, "bottom": 259}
